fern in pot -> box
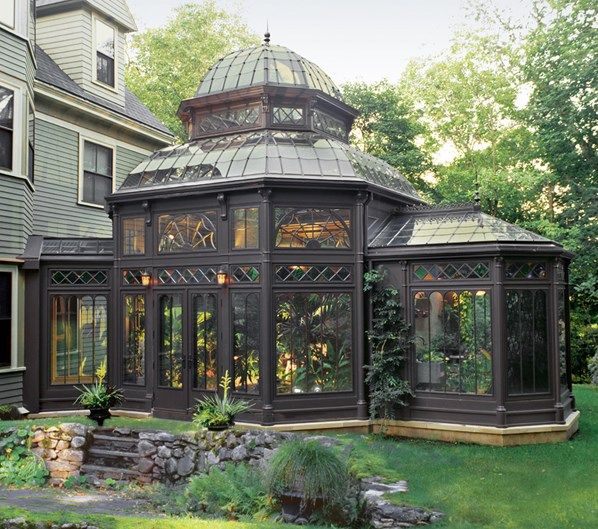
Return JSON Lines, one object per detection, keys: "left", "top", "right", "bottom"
{"left": 74, "top": 360, "right": 124, "bottom": 426}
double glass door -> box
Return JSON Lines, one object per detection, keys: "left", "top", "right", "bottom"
{"left": 154, "top": 289, "right": 219, "bottom": 412}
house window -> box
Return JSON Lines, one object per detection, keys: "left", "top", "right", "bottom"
{"left": 122, "top": 217, "right": 145, "bottom": 255}
{"left": 95, "top": 18, "right": 115, "bottom": 87}
{"left": 50, "top": 294, "right": 108, "bottom": 385}
{"left": 82, "top": 140, "right": 113, "bottom": 206}
{"left": 0, "top": 272, "right": 12, "bottom": 368}
{"left": 157, "top": 211, "right": 217, "bottom": 253}
{"left": 506, "top": 289, "right": 549, "bottom": 395}
{"left": 27, "top": 103, "right": 34, "bottom": 183}
{"left": 275, "top": 208, "right": 351, "bottom": 249}
{"left": 123, "top": 294, "right": 145, "bottom": 385}
{"left": 276, "top": 292, "right": 353, "bottom": 394}
{"left": 232, "top": 292, "right": 260, "bottom": 394}
{"left": 0, "top": 1, "right": 15, "bottom": 28}
{"left": 0, "top": 87, "right": 14, "bottom": 171}
{"left": 414, "top": 290, "right": 492, "bottom": 395}
{"left": 232, "top": 207, "right": 259, "bottom": 249}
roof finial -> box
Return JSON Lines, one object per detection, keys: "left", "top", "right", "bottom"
{"left": 264, "top": 22, "right": 270, "bottom": 45}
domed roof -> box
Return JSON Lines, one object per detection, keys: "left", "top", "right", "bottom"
{"left": 118, "top": 130, "right": 420, "bottom": 200}
{"left": 196, "top": 44, "right": 343, "bottom": 100}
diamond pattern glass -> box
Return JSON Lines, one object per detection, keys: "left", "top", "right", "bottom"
{"left": 122, "top": 269, "right": 143, "bottom": 286}
{"left": 275, "top": 265, "right": 352, "bottom": 283}
{"left": 120, "top": 131, "right": 420, "bottom": 200}
{"left": 231, "top": 266, "right": 260, "bottom": 283}
{"left": 272, "top": 106, "right": 304, "bottom": 125}
{"left": 42, "top": 239, "right": 113, "bottom": 255}
{"left": 196, "top": 45, "right": 342, "bottom": 100}
{"left": 157, "top": 267, "right": 217, "bottom": 285}
{"left": 51, "top": 270, "right": 109, "bottom": 286}
{"left": 312, "top": 109, "right": 347, "bottom": 141}
{"left": 196, "top": 105, "right": 260, "bottom": 134}
{"left": 505, "top": 261, "right": 548, "bottom": 280}
{"left": 412, "top": 262, "right": 490, "bottom": 281}
{"left": 275, "top": 207, "right": 351, "bottom": 249}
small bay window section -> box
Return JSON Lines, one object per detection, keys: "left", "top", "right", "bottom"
{"left": 276, "top": 292, "right": 353, "bottom": 394}
{"left": 0, "top": 86, "right": 14, "bottom": 171}
{"left": 158, "top": 211, "right": 217, "bottom": 253}
{"left": 232, "top": 292, "right": 260, "bottom": 394}
{"left": 414, "top": 290, "right": 492, "bottom": 395}
{"left": 0, "top": 272, "right": 12, "bottom": 369}
{"left": 506, "top": 289, "right": 549, "bottom": 395}
{"left": 196, "top": 105, "right": 260, "bottom": 134}
{"left": 275, "top": 208, "right": 351, "bottom": 249}
{"left": 122, "top": 217, "right": 145, "bottom": 255}
{"left": 95, "top": 18, "right": 115, "bottom": 87}
{"left": 232, "top": 207, "right": 259, "bottom": 249}
{"left": 82, "top": 140, "right": 113, "bottom": 207}
{"left": 50, "top": 295, "right": 108, "bottom": 385}
{"left": 158, "top": 294, "right": 183, "bottom": 389}
{"left": 123, "top": 295, "right": 145, "bottom": 385}
{"left": 28, "top": 103, "right": 34, "bottom": 183}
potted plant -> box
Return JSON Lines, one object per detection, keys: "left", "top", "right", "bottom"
{"left": 265, "top": 439, "right": 350, "bottom": 524}
{"left": 74, "top": 360, "right": 124, "bottom": 426}
{"left": 193, "top": 370, "right": 252, "bottom": 431}
{"left": 417, "top": 350, "right": 446, "bottom": 385}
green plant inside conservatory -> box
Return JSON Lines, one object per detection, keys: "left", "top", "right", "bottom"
{"left": 193, "top": 371, "right": 252, "bottom": 431}
{"left": 74, "top": 360, "right": 124, "bottom": 426}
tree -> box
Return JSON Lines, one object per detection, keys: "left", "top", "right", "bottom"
{"left": 342, "top": 81, "right": 432, "bottom": 194}
{"left": 126, "top": 2, "right": 258, "bottom": 140}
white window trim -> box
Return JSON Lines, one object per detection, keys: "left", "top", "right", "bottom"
{"left": 91, "top": 13, "right": 119, "bottom": 94}
{"left": 0, "top": 266, "right": 18, "bottom": 372}
{"left": 0, "top": 75, "right": 26, "bottom": 182}
{"left": 0, "top": 0, "right": 28, "bottom": 37}
{"left": 78, "top": 134, "right": 116, "bottom": 210}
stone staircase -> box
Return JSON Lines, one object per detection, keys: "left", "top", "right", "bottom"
{"left": 81, "top": 428, "right": 150, "bottom": 484}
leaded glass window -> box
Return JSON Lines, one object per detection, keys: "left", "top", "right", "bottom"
{"left": 412, "top": 262, "right": 490, "bottom": 281}
{"left": 123, "top": 269, "right": 143, "bottom": 286}
{"left": 123, "top": 295, "right": 145, "bottom": 385}
{"left": 232, "top": 292, "right": 260, "bottom": 394}
{"left": 193, "top": 293, "right": 217, "bottom": 391}
{"left": 275, "top": 208, "right": 351, "bottom": 249}
{"left": 50, "top": 295, "right": 107, "bottom": 385}
{"left": 272, "top": 107, "right": 304, "bottom": 125}
{"left": 276, "top": 292, "right": 352, "bottom": 394}
{"left": 312, "top": 109, "right": 347, "bottom": 141}
{"left": 414, "top": 290, "right": 492, "bottom": 395}
{"left": 158, "top": 211, "right": 217, "bottom": 253}
{"left": 122, "top": 217, "right": 145, "bottom": 255}
{"left": 505, "top": 261, "right": 548, "bottom": 280}
{"left": 506, "top": 290, "right": 549, "bottom": 395}
{"left": 196, "top": 105, "right": 260, "bottom": 134}
{"left": 158, "top": 294, "right": 183, "bottom": 389}
{"left": 157, "top": 267, "right": 217, "bottom": 285}
{"left": 51, "top": 270, "right": 109, "bottom": 286}
{"left": 232, "top": 207, "right": 259, "bottom": 249}
{"left": 275, "top": 265, "right": 352, "bottom": 283}
{"left": 231, "top": 266, "right": 260, "bottom": 283}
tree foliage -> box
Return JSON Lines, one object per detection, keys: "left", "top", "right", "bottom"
{"left": 125, "top": 1, "right": 258, "bottom": 140}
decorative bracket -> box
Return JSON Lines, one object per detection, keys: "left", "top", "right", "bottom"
{"left": 258, "top": 188, "right": 272, "bottom": 202}
{"left": 217, "top": 193, "right": 227, "bottom": 220}
{"left": 142, "top": 201, "right": 152, "bottom": 226}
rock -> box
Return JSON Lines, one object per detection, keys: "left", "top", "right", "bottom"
{"left": 70, "top": 436, "right": 86, "bottom": 449}
{"left": 55, "top": 440, "right": 69, "bottom": 451}
{"left": 217, "top": 448, "right": 231, "bottom": 461}
{"left": 172, "top": 448, "right": 183, "bottom": 458}
{"left": 304, "top": 435, "right": 340, "bottom": 447}
{"left": 138, "top": 432, "right": 157, "bottom": 441}
{"left": 137, "top": 457, "right": 155, "bottom": 474}
{"left": 114, "top": 427, "right": 131, "bottom": 436}
{"left": 231, "top": 445, "right": 248, "bottom": 462}
{"left": 45, "top": 460, "right": 77, "bottom": 472}
{"left": 177, "top": 455, "right": 195, "bottom": 476}
{"left": 156, "top": 432, "right": 175, "bottom": 442}
{"left": 138, "top": 440, "right": 157, "bottom": 457}
{"left": 206, "top": 451, "right": 219, "bottom": 466}
{"left": 59, "top": 449, "right": 84, "bottom": 463}
{"left": 165, "top": 457, "right": 178, "bottom": 475}
{"left": 157, "top": 446, "right": 171, "bottom": 459}
{"left": 60, "top": 424, "right": 87, "bottom": 437}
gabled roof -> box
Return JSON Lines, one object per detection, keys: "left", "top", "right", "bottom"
{"left": 36, "top": 0, "right": 137, "bottom": 32}
{"left": 35, "top": 45, "right": 172, "bottom": 136}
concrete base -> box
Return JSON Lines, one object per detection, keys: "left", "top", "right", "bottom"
{"left": 372, "top": 411, "right": 580, "bottom": 446}
{"left": 236, "top": 418, "right": 371, "bottom": 434}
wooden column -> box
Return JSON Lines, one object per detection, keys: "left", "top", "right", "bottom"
{"left": 492, "top": 257, "right": 507, "bottom": 426}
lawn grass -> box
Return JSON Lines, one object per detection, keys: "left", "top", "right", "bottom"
{"left": 340, "top": 384, "right": 597, "bottom": 529}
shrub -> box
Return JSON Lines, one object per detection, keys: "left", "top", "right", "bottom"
{"left": 0, "top": 404, "right": 20, "bottom": 421}
{"left": 0, "top": 428, "right": 48, "bottom": 487}
{"left": 183, "top": 463, "right": 270, "bottom": 520}
{"left": 589, "top": 350, "right": 598, "bottom": 386}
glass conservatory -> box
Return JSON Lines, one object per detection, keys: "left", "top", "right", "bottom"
{"left": 21, "top": 37, "right": 577, "bottom": 440}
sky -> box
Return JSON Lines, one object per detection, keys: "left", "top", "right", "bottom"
{"left": 127, "top": 0, "right": 533, "bottom": 85}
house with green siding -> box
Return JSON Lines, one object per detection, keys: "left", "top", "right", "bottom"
{"left": 0, "top": 0, "right": 172, "bottom": 409}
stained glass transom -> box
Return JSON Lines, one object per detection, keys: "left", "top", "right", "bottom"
{"left": 196, "top": 105, "right": 260, "bottom": 134}
{"left": 158, "top": 212, "right": 217, "bottom": 253}
{"left": 275, "top": 265, "right": 352, "bottom": 283}
{"left": 505, "top": 261, "right": 548, "bottom": 280}
{"left": 231, "top": 266, "right": 260, "bottom": 283}
{"left": 272, "top": 107, "right": 304, "bottom": 125}
{"left": 157, "top": 267, "right": 217, "bottom": 285}
{"left": 51, "top": 270, "right": 109, "bottom": 286}
{"left": 122, "top": 269, "right": 143, "bottom": 286}
{"left": 275, "top": 207, "right": 351, "bottom": 249}
{"left": 312, "top": 109, "right": 347, "bottom": 141}
{"left": 413, "top": 262, "right": 490, "bottom": 281}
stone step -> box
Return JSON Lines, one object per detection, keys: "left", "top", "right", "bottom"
{"left": 80, "top": 463, "right": 150, "bottom": 483}
{"left": 91, "top": 434, "right": 139, "bottom": 451}
{"left": 86, "top": 447, "right": 139, "bottom": 469}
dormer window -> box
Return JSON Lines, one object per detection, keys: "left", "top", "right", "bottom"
{"left": 95, "top": 18, "right": 116, "bottom": 88}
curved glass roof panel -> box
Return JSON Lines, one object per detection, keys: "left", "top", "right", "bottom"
{"left": 118, "top": 131, "right": 420, "bottom": 200}
{"left": 369, "top": 207, "right": 555, "bottom": 247}
{"left": 196, "top": 45, "right": 342, "bottom": 100}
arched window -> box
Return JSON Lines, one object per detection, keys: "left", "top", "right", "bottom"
{"left": 274, "top": 208, "right": 351, "bottom": 249}
{"left": 158, "top": 211, "right": 217, "bottom": 253}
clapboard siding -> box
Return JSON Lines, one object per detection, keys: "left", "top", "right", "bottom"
{"left": 91, "top": 0, "right": 136, "bottom": 31}
{"left": 0, "top": 175, "right": 34, "bottom": 257}
{"left": 115, "top": 145, "right": 146, "bottom": 187}
{"left": 0, "top": 372, "right": 23, "bottom": 406}
{"left": 0, "top": 30, "right": 28, "bottom": 81}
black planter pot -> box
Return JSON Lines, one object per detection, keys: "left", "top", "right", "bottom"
{"left": 88, "top": 408, "right": 111, "bottom": 427}
{"left": 207, "top": 421, "right": 233, "bottom": 432}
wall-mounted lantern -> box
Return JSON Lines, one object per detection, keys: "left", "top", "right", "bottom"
{"left": 141, "top": 271, "right": 152, "bottom": 287}
{"left": 216, "top": 266, "right": 228, "bottom": 286}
